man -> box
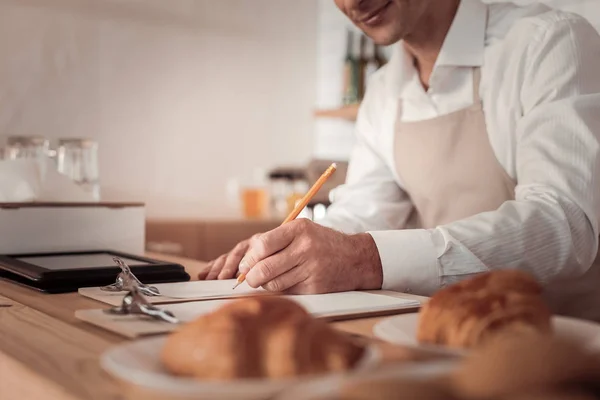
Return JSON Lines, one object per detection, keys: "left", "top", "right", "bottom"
{"left": 201, "top": 0, "right": 600, "bottom": 320}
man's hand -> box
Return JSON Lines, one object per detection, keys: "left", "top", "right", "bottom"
{"left": 238, "top": 219, "right": 383, "bottom": 294}
{"left": 198, "top": 234, "right": 261, "bottom": 280}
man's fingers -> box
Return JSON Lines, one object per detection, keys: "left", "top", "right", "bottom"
{"left": 217, "top": 256, "right": 240, "bottom": 279}
{"left": 261, "top": 264, "right": 308, "bottom": 293}
{"left": 197, "top": 261, "right": 213, "bottom": 280}
{"left": 239, "top": 223, "right": 303, "bottom": 274}
{"left": 237, "top": 234, "right": 262, "bottom": 274}
{"left": 218, "top": 242, "right": 248, "bottom": 280}
{"left": 205, "top": 255, "right": 226, "bottom": 280}
{"left": 245, "top": 251, "right": 298, "bottom": 289}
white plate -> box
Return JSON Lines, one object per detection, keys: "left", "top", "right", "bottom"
{"left": 100, "top": 336, "right": 405, "bottom": 400}
{"left": 101, "top": 337, "right": 300, "bottom": 399}
{"left": 373, "top": 313, "right": 600, "bottom": 355}
{"left": 274, "top": 361, "right": 457, "bottom": 400}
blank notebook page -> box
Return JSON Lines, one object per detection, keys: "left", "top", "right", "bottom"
{"left": 166, "top": 291, "right": 420, "bottom": 322}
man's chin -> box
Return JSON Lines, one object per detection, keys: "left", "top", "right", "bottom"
{"left": 364, "top": 27, "right": 403, "bottom": 46}
{"left": 374, "top": 36, "right": 401, "bottom": 46}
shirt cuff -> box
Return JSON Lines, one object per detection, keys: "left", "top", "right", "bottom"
{"left": 367, "top": 229, "right": 440, "bottom": 295}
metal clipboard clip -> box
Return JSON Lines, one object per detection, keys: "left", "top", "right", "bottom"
{"left": 104, "top": 285, "right": 179, "bottom": 324}
{"left": 100, "top": 257, "right": 161, "bottom": 297}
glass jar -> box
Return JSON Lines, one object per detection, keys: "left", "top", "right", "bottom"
{"left": 5, "top": 136, "right": 49, "bottom": 160}
{"left": 268, "top": 170, "right": 293, "bottom": 219}
{"left": 56, "top": 138, "right": 101, "bottom": 201}
{"left": 287, "top": 171, "right": 309, "bottom": 214}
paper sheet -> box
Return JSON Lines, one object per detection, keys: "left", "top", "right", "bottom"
{"left": 75, "top": 291, "right": 421, "bottom": 338}
{"left": 78, "top": 279, "right": 266, "bottom": 306}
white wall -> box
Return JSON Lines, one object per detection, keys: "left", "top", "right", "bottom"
{"left": 0, "top": 0, "right": 317, "bottom": 218}
{"left": 314, "top": 0, "right": 360, "bottom": 161}
{"left": 314, "top": 0, "right": 600, "bottom": 162}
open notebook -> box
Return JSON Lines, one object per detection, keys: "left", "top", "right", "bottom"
{"left": 78, "top": 279, "right": 266, "bottom": 306}
{"left": 75, "top": 291, "right": 421, "bottom": 338}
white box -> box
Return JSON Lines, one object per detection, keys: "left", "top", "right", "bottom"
{"left": 0, "top": 202, "right": 145, "bottom": 255}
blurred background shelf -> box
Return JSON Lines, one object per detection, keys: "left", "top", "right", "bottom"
{"left": 314, "top": 104, "right": 360, "bottom": 121}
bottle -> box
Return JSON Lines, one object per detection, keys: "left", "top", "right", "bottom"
{"left": 374, "top": 44, "right": 388, "bottom": 69}
{"left": 363, "top": 38, "right": 379, "bottom": 96}
{"left": 287, "top": 170, "right": 309, "bottom": 215}
{"left": 358, "top": 35, "right": 368, "bottom": 100}
{"left": 268, "top": 168, "right": 294, "bottom": 219}
{"left": 342, "top": 31, "right": 360, "bottom": 105}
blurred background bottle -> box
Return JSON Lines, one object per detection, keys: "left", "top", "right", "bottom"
{"left": 374, "top": 43, "right": 388, "bottom": 70}
{"left": 342, "top": 30, "right": 360, "bottom": 105}
{"left": 268, "top": 169, "right": 293, "bottom": 219}
{"left": 364, "top": 39, "right": 379, "bottom": 93}
{"left": 362, "top": 39, "right": 388, "bottom": 99}
{"left": 343, "top": 33, "right": 388, "bottom": 104}
{"left": 286, "top": 170, "right": 309, "bottom": 215}
{"left": 358, "top": 34, "right": 368, "bottom": 100}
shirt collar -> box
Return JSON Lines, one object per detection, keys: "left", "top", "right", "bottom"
{"left": 384, "top": 0, "right": 488, "bottom": 97}
{"left": 435, "top": 0, "right": 488, "bottom": 67}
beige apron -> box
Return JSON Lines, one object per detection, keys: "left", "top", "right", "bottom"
{"left": 394, "top": 69, "right": 514, "bottom": 229}
{"left": 393, "top": 67, "right": 600, "bottom": 320}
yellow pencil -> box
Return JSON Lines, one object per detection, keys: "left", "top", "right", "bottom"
{"left": 233, "top": 163, "right": 337, "bottom": 289}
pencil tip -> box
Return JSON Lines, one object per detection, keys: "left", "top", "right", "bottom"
{"left": 232, "top": 282, "right": 240, "bottom": 290}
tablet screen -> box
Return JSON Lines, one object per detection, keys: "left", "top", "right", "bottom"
{"left": 17, "top": 254, "right": 151, "bottom": 271}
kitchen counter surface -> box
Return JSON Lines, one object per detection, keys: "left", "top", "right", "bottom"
{"left": 0, "top": 252, "right": 427, "bottom": 400}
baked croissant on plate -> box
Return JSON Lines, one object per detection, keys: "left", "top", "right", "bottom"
{"left": 452, "top": 333, "right": 600, "bottom": 399}
{"left": 417, "top": 269, "right": 552, "bottom": 349}
{"left": 320, "top": 335, "right": 600, "bottom": 400}
{"left": 161, "top": 296, "right": 365, "bottom": 380}
{"left": 336, "top": 377, "right": 453, "bottom": 400}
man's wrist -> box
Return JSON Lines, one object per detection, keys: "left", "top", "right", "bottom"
{"left": 350, "top": 233, "right": 383, "bottom": 290}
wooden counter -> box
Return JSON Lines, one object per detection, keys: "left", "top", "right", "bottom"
{"left": 146, "top": 219, "right": 282, "bottom": 262}
{"left": 0, "top": 253, "right": 427, "bottom": 400}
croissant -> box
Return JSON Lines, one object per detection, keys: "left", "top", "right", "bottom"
{"left": 502, "top": 391, "right": 599, "bottom": 400}
{"left": 452, "top": 333, "right": 600, "bottom": 399}
{"left": 337, "top": 377, "right": 454, "bottom": 400}
{"left": 161, "top": 296, "right": 365, "bottom": 380}
{"left": 417, "top": 269, "right": 552, "bottom": 349}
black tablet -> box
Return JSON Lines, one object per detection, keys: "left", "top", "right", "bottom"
{"left": 0, "top": 250, "right": 190, "bottom": 293}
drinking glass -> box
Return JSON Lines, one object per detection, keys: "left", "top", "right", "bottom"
{"left": 5, "top": 136, "right": 49, "bottom": 160}
{"left": 56, "top": 138, "right": 101, "bottom": 201}
{"left": 241, "top": 187, "right": 268, "bottom": 219}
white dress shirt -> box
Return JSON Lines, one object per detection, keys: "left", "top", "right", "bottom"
{"left": 321, "top": 0, "right": 600, "bottom": 302}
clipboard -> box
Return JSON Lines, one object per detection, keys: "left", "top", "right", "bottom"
{"left": 78, "top": 279, "right": 266, "bottom": 305}
{"left": 75, "top": 291, "right": 422, "bottom": 338}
